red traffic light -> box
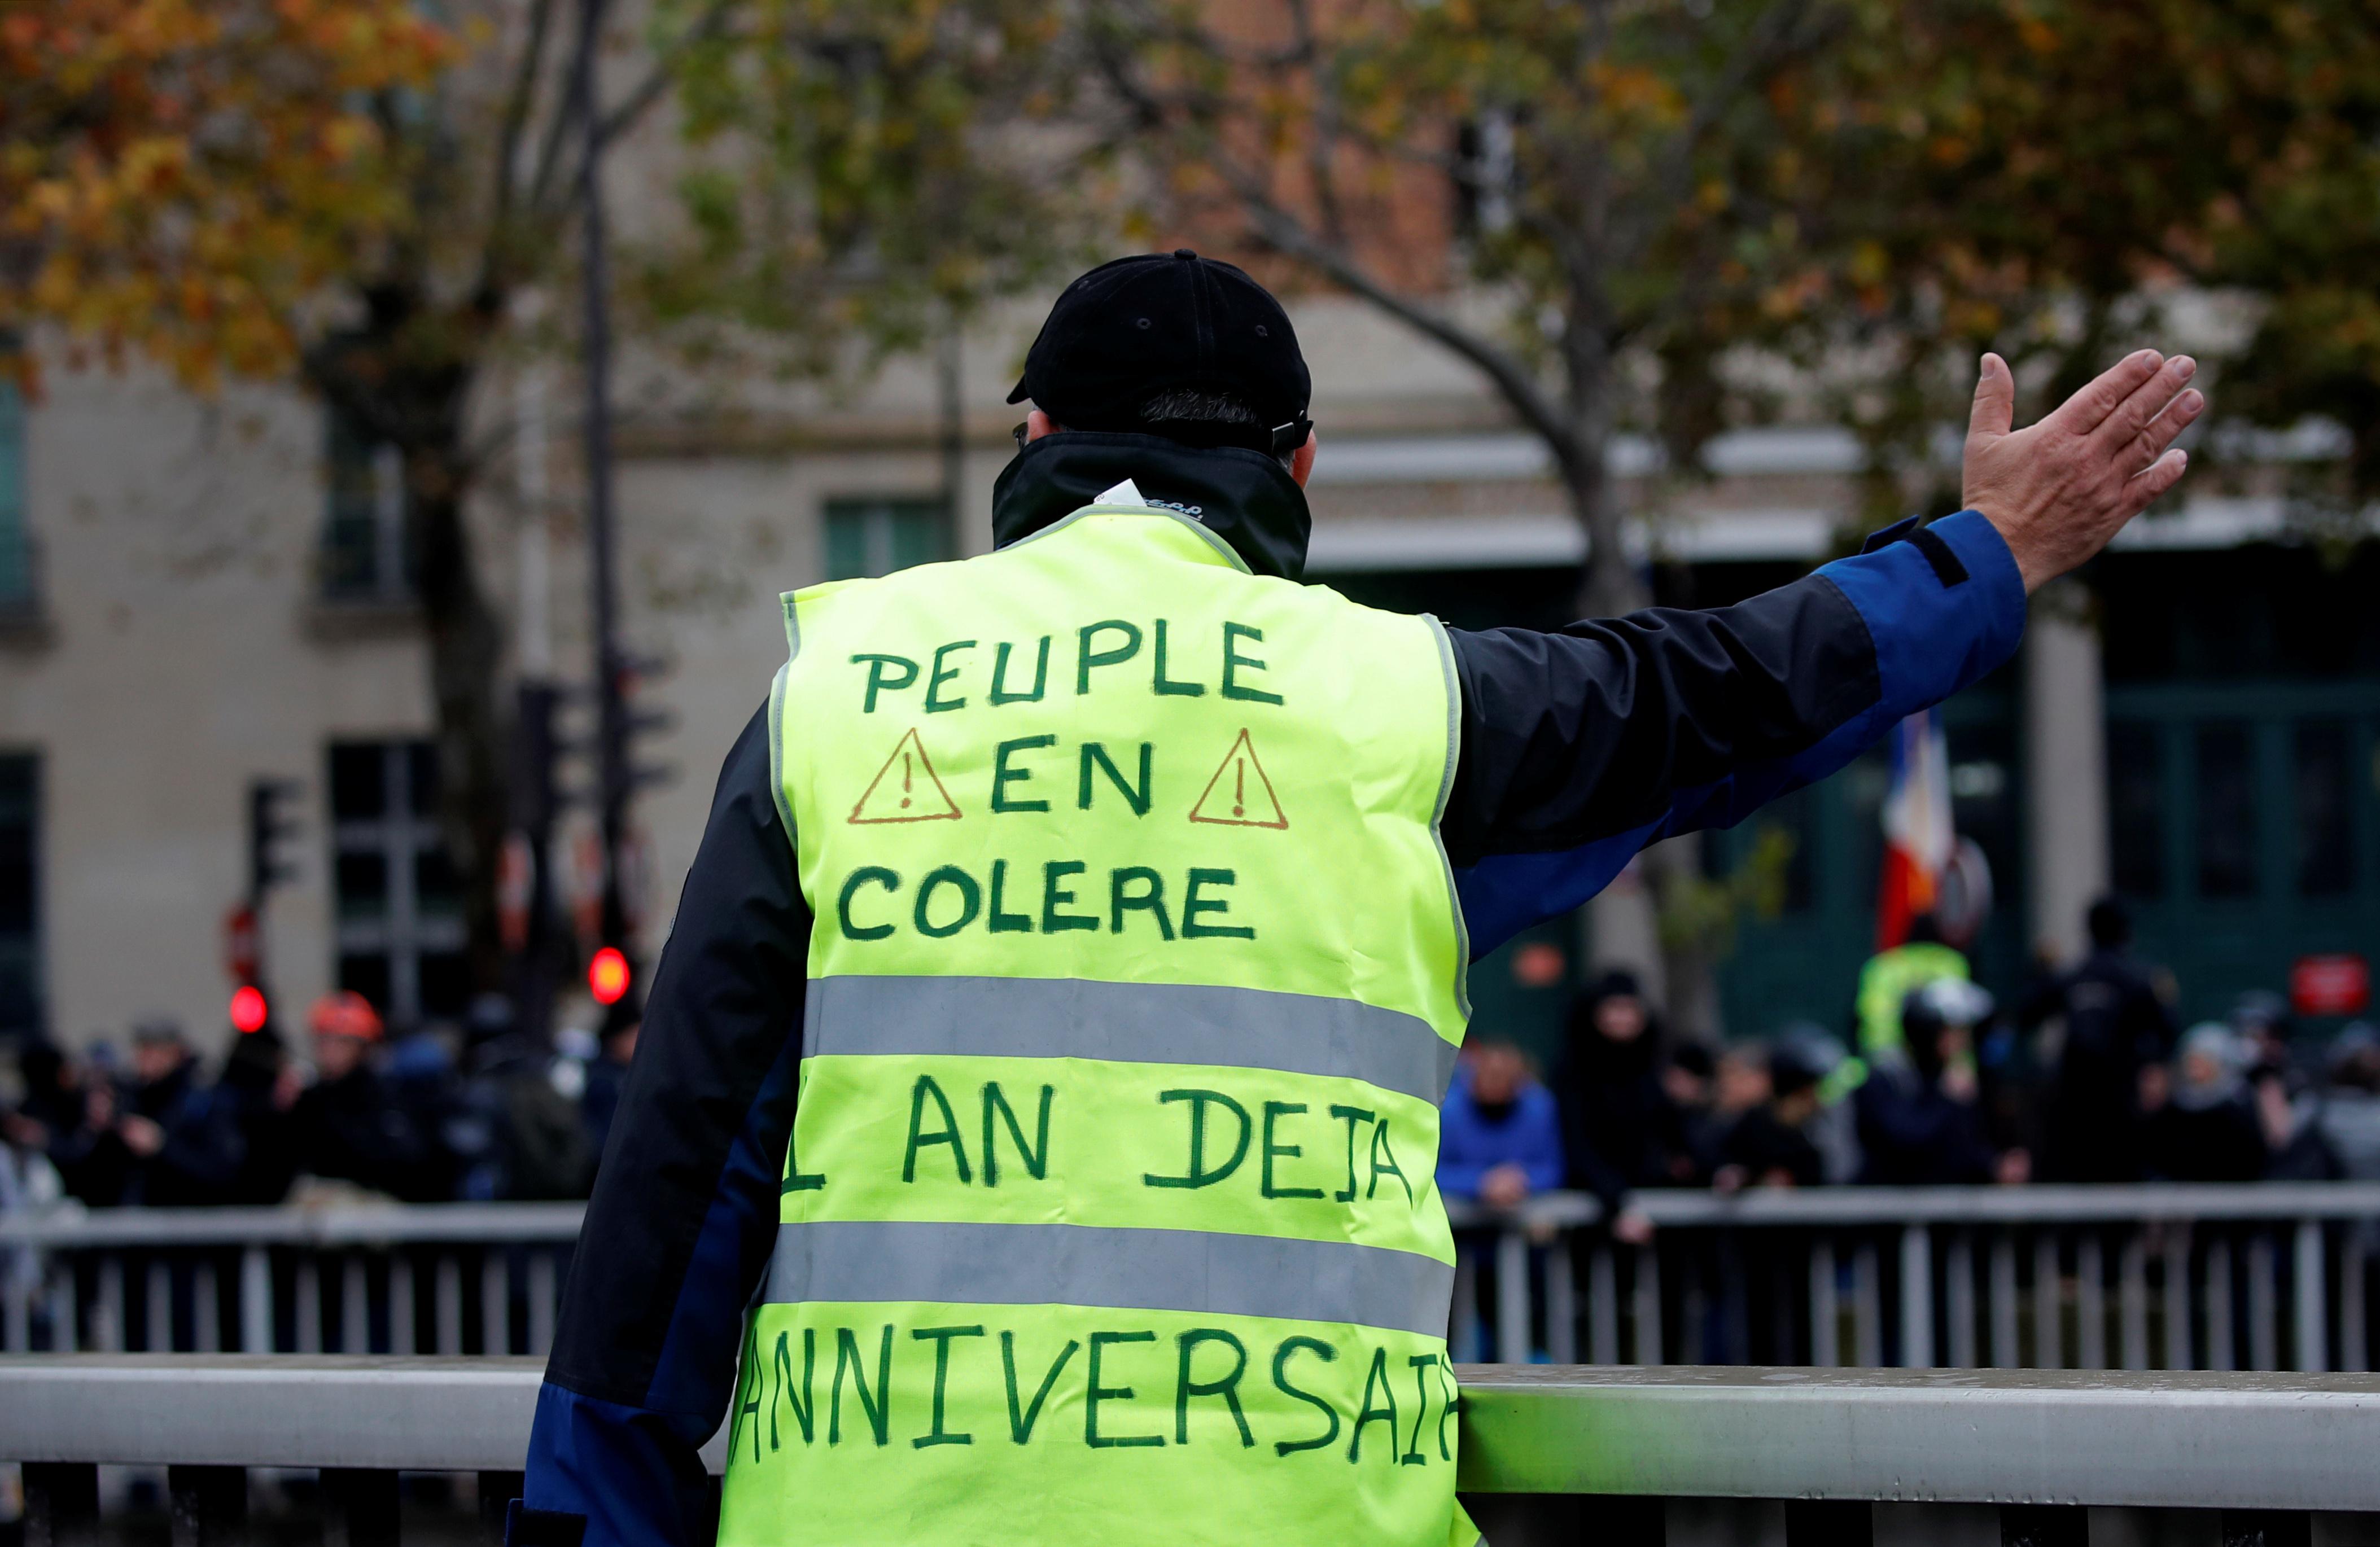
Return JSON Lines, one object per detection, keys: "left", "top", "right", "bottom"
{"left": 589, "top": 946, "right": 632, "bottom": 1006}
{"left": 229, "top": 984, "right": 269, "bottom": 1035}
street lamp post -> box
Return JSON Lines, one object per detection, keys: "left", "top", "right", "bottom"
{"left": 572, "top": 0, "right": 633, "bottom": 975}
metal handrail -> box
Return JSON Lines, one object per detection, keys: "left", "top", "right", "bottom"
{"left": 10, "top": 1181, "right": 2380, "bottom": 1249}
{"left": 12, "top": 1186, "right": 2380, "bottom": 1369}
{"left": 1445, "top": 1180, "right": 2380, "bottom": 1230}
{"left": 0, "top": 1201, "right": 587, "bottom": 1248}
{"left": 5, "top": 1355, "right": 2380, "bottom": 1514}
{"left": 1459, "top": 1362, "right": 2380, "bottom": 1509}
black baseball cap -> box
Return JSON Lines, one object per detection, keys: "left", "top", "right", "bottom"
{"left": 1007, "top": 250, "right": 1312, "bottom": 456}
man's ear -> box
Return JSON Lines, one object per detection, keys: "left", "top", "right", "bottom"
{"left": 1289, "top": 427, "right": 1318, "bottom": 487}
{"left": 1025, "top": 409, "right": 1061, "bottom": 442}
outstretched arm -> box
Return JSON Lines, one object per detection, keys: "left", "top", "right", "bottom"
{"left": 1445, "top": 353, "right": 2202, "bottom": 956}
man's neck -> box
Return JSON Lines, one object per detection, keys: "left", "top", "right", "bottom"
{"left": 989, "top": 431, "right": 1314, "bottom": 581}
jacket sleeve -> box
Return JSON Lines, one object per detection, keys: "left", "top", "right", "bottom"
{"left": 1520, "top": 1092, "right": 1566, "bottom": 1194}
{"left": 520, "top": 704, "right": 810, "bottom": 1547}
{"left": 1442, "top": 510, "right": 2027, "bottom": 956}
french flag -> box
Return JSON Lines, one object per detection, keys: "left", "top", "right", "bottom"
{"left": 1877, "top": 708, "right": 1955, "bottom": 949}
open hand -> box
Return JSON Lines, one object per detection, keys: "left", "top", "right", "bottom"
{"left": 1963, "top": 350, "right": 2203, "bottom": 592}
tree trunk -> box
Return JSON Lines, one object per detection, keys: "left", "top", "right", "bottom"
{"left": 1556, "top": 372, "right": 1715, "bottom": 1025}
{"left": 408, "top": 429, "right": 515, "bottom": 1001}
{"left": 1640, "top": 835, "right": 1724, "bottom": 1042}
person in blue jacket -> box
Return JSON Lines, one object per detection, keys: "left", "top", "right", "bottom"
{"left": 1440, "top": 1038, "right": 1566, "bottom": 1207}
{"left": 513, "top": 246, "right": 2203, "bottom": 1547}
{"left": 1439, "top": 1038, "right": 1568, "bottom": 1360}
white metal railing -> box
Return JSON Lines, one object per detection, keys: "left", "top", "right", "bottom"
{"left": 0, "top": 1202, "right": 583, "bottom": 1356}
{"left": 1445, "top": 1181, "right": 2380, "bottom": 1373}
{"left": 3, "top": 1355, "right": 2378, "bottom": 1545}
{"left": 9, "top": 1184, "right": 2380, "bottom": 1379}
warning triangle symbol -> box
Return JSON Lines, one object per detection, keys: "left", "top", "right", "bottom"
{"left": 1188, "top": 728, "right": 1288, "bottom": 829}
{"left": 849, "top": 728, "right": 963, "bottom": 824}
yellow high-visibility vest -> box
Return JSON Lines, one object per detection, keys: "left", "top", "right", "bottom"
{"left": 718, "top": 500, "right": 1476, "bottom": 1545}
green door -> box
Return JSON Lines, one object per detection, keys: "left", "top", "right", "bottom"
{"left": 2106, "top": 682, "right": 2380, "bottom": 1028}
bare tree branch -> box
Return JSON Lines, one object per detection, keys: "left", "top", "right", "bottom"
{"left": 1090, "top": 1, "right": 1583, "bottom": 474}
{"left": 1285, "top": 0, "right": 1348, "bottom": 248}
{"left": 475, "top": 0, "right": 558, "bottom": 303}
{"left": 1245, "top": 182, "right": 1583, "bottom": 470}
{"left": 597, "top": 0, "right": 738, "bottom": 149}
{"left": 490, "top": 0, "right": 558, "bottom": 229}
{"left": 531, "top": 0, "right": 743, "bottom": 223}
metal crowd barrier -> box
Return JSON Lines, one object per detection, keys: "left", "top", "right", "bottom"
{"left": 1444, "top": 1181, "right": 2380, "bottom": 1375}
{"left": 4, "top": 1355, "right": 2377, "bottom": 1545}
{"left": 9, "top": 1183, "right": 2380, "bottom": 1377}
{"left": 0, "top": 1203, "right": 584, "bottom": 1356}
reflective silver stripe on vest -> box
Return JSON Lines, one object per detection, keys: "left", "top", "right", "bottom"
{"left": 803, "top": 975, "right": 1459, "bottom": 1106}
{"left": 765, "top": 1220, "right": 1454, "bottom": 1338}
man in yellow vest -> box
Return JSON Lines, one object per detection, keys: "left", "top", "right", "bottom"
{"left": 1854, "top": 913, "right": 1972, "bottom": 1062}
{"left": 515, "top": 251, "right": 2200, "bottom": 1546}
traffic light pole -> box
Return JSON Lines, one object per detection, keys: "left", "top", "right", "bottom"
{"left": 574, "top": 0, "right": 633, "bottom": 965}
{"left": 237, "top": 777, "right": 300, "bottom": 1031}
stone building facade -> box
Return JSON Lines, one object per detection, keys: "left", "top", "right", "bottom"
{"left": 1, "top": 283, "right": 2369, "bottom": 1059}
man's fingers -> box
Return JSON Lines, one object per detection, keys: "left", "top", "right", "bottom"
{"left": 2045, "top": 348, "right": 2164, "bottom": 436}
{"left": 1967, "top": 352, "right": 2015, "bottom": 440}
{"left": 2093, "top": 356, "right": 2198, "bottom": 455}
{"left": 2124, "top": 448, "right": 2189, "bottom": 513}
{"left": 2121, "top": 387, "right": 2206, "bottom": 474}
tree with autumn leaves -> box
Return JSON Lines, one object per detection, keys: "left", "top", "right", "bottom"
{"left": 11, "top": 0, "right": 2380, "bottom": 998}
{"left": 1096, "top": 0, "right": 2380, "bottom": 591}
{"left": 1, "top": 0, "right": 1088, "bottom": 990}
{"left": 1764, "top": 0, "right": 2380, "bottom": 527}
{"left": 0, "top": 0, "right": 450, "bottom": 384}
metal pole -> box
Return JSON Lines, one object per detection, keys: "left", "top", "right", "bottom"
{"left": 1899, "top": 1224, "right": 1934, "bottom": 1368}
{"left": 574, "top": 0, "right": 631, "bottom": 962}
{"left": 2295, "top": 1217, "right": 2328, "bottom": 1374}
{"left": 938, "top": 313, "right": 965, "bottom": 545}
{"left": 511, "top": 354, "right": 559, "bottom": 1044}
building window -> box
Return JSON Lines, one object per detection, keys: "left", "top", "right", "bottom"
{"left": 2194, "top": 721, "right": 2259, "bottom": 899}
{"left": 321, "top": 406, "right": 412, "bottom": 601}
{"left": 329, "top": 740, "right": 466, "bottom": 1027}
{"left": 2295, "top": 719, "right": 2355, "bottom": 898}
{"left": 0, "top": 382, "right": 31, "bottom": 611}
{"left": 2107, "top": 719, "right": 2165, "bottom": 900}
{"left": 0, "top": 754, "right": 37, "bottom": 1037}
{"left": 824, "top": 496, "right": 950, "bottom": 581}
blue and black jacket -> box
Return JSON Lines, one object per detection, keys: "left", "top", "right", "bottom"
{"left": 514, "top": 433, "right": 2026, "bottom": 1546}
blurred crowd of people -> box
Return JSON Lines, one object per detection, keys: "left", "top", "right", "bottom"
{"left": 8, "top": 891, "right": 2375, "bottom": 1225}
{"left": 0, "top": 991, "right": 640, "bottom": 1212}
{"left": 1436, "top": 898, "right": 2380, "bottom": 1229}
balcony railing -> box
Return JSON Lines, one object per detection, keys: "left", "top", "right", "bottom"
{"left": 2, "top": 1355, "right": 2376, "bottom": 1545}
{"left": 0, "top": 1202, "right": 583, "bottom": 1356}
{"left": 8, "top": 1183, "right": 2380, "bottom": 1377}
{"left": 1446, "top": 1180, "right": 2380, "bottom": 1373}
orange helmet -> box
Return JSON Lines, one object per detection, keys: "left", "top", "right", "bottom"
{"left": 307, "top": 991, "right": 384, "bottom": 1041}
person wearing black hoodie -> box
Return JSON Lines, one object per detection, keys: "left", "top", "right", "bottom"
{"left": 112, "top": 1019, "right": 245, "bottom": 1207}
{"left": 2026, "top": 897, "right": 2177, "bottom": 1181}
{"left": 1555, "top": 970, "right": 1691, "bottom": 1244}
{"left": 3, "top": 1038, "right": 117, "bottom": 1204}
{"left": 1855, "top": 979, "right": 2023, "bottom": 1186}
{"left": 217, "top": 1023, "right": 303, "bottom": 1204}
{"left": 292, "top": 992, "right": 438, "bottom": 1201}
